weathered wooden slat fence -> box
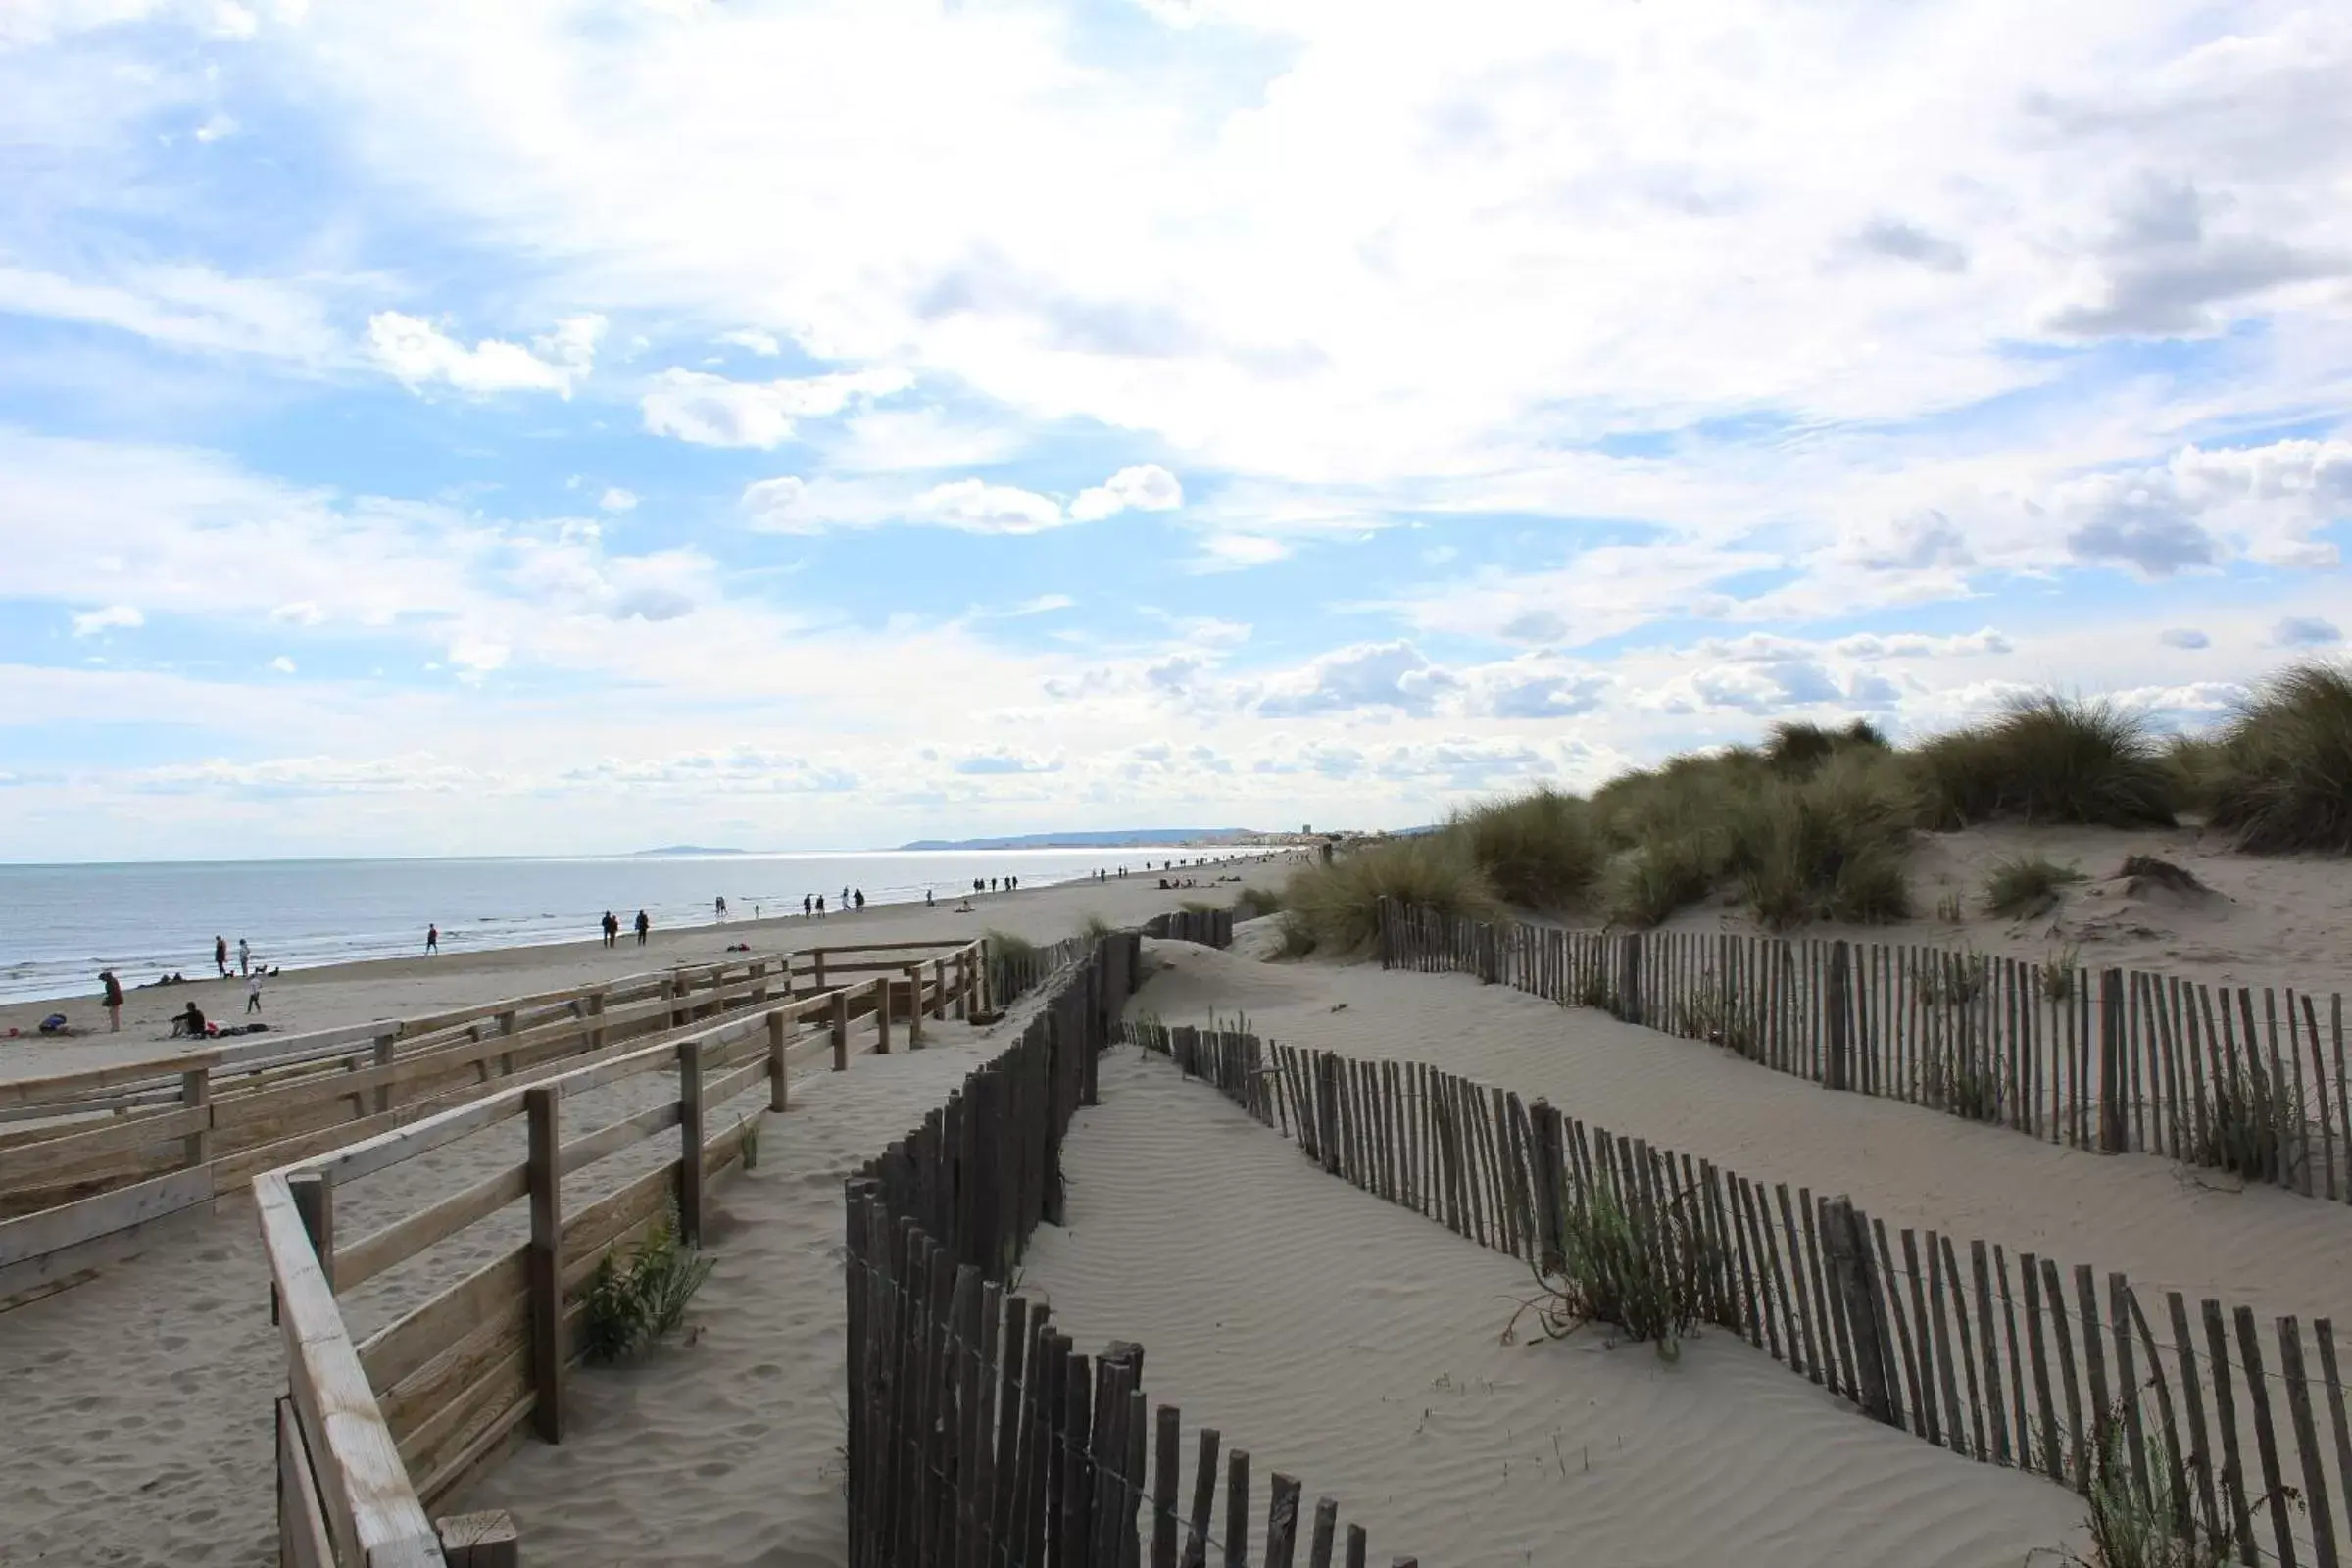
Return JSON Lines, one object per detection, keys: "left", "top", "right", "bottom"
{"left": 846, "top": 926, "right": 1412, "bottom": 1568}
{"left": 1377, "top": 900, "right": 2352, "bottom": 1204}
{"left": 1142, "top": 908, "right": 1237, "bottom": 949}
{"left": 1133, "top": 1015, "right": 2350, "bottom": 1568}
{"left": 1, "top": 942, "right": 989, "bottom": 1309}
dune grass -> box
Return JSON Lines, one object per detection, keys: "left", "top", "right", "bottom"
{"left": 1232, "top": 884, "right": 1285, "bottom": 920}
{"left": 2201, "top": 661, "right": 2352, "bottom": 854}
{"left": 1911, "top": 695, "right": 2175, "bottom": 831}
{"left": 1285, "top": 834, "right": 1498, "bottom": 955}
{"left": 1454, "top": 786, "right": 1604, "bottom": 910}
{"left": 1983, "top": 854, "right": 2086, "bottom": 919}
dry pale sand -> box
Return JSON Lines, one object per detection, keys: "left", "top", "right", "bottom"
{"left": 0, "top": 860, "right": 1296, "bottom": 1081}
{"left": 1140, "top": 940, "right": 2352, "bottom": 1323}
{"left": 1654, "top": 821, "right": 2352, "bottom": 995}
{"left": 0, "top": 1007, "right": 989, "bottom": 1567}
{"left": 1021, "top": 1047, "right": 2089, "bottom": 1568}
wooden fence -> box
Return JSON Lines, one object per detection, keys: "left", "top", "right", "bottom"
{"left": 0, "top": 943, "right": 986, "bottom": 1309}
{"left": 1377, "top": 900, "right": 2352, "bottom": 1204}
{"left": 846, "top": 929, "right": 1414, "bottom": 1568}
{"left": 260, "top": 961, "right": 945, "bottom": 1567}
{"left": 1143, "top": 908, "right": 1236, "bottom": 949}
{"left": 1135, "top": 1017, "right": 2352, "bottom": 1568}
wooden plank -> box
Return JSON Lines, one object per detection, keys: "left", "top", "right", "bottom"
{"left": 2277, "top": 1318, "right": 2337, "bottom": 1568}
{"left": 436, "top": 1511, "right": 520, "bottom": 1568}
{"left": 378, "top": 1290, "right": 529, "bottom": 1446}
{"left": 525, "top": 1086, "right": 564, "bottom": 1445}
{"left": 359, "top": 1246, "right": 529, "bottom": 1395}
{"left": 278, "top": 1395, "right": 340, "bottom": 1568}
{"left": 0, "top": 1161, "right": 215, "bottom": 1276}
{"left": 2023, "top": 1255, "right": 2061, "bottom": 1479}
{"left": 2206, "top": 1298, "right": 2258, "bottom": 1562}
{"left": 2042, "top": 1257, "right": 2085, "bottom": 1487}
{"left": 558, "top": 1101, "right": 680, "bottom": 1178}
{"left": 256, "top": 1173, "right": 438, "bottom": 1565}
{"left": 2318, "top": 1322, "right": 2352, "bottom": 1568}
{"left": 2168, "top": 1292, "right": 2222, "bottom": 1543}
{"left": 2233, "top": 1304, "right": 2299, "bottom": 1568}
{"left": 336, "top": 1165, "right": 528, "bottom": 1294}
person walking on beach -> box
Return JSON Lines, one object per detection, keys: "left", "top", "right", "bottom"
{"left": 854, "top": 887, "right": 866, "bottom": 910}
{"left": 602, "top": 910, "right": 619, "bottom": 948}
{"left": 426, "top": 923, "right": 440, "bottom": 955}
{"left": 237, "top": 937, "right": 251, "bottom": 977}
{"left": 634, "top": 909, "right": 650, "bottom": 945}
{"left": 815, "top": 894, "right": 826, "bottom": 919}
{"left": 215, "top": 935, "right": 228, "bottom": 978}
{"left": 246, "top": 971, "right": 264, "bottom": 1014}
{"left": 100, "top": 969, "right": 123, "bottom": 1033}
{"left": 715, "top": 895, "right": 727, "bottom": 922}
{"left": 803, "top": 894, "right": 812, "bottom": 918}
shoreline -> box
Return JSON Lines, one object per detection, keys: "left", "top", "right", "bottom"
{"left": 0, "top": 855, "right": 1302, "bottom": 1080}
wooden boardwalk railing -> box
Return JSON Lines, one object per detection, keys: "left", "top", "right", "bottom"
{"left": 846, "top": 926, "right": 1411, "bottom": 1568}
{"left": 261, "top": 970, "right": 920, "bottom": 1567}
{"left": 1136, "top": 1016, "right": 2352, "bottom": 1568}
{"left": 0, "top": 943, "right": 987, "bottom": 1309}
{"left": 1377, "top": 900, "right": 2352, "bottom": 1204}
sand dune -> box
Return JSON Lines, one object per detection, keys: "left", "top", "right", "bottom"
{"left": 1022, "top": 1048, "right": 2088, "bottom": 1567}
{"left": 1138, "top": 941, "right": 2352, "bottom": 1322}
{"left": 1655, "top": 821, "right": 2352, "bottom": 995}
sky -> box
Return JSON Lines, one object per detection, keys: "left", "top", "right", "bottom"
{"left": 1, "top": 0, "right": 2348, "bottom": 862}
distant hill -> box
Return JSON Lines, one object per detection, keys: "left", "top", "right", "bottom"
{"left": 898, "top": 828, "right": 1261, "bottom": 852}
{"left": 632, "top": 845, "right": 749, "bottom": 857}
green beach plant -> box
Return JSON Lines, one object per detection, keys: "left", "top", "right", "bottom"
{"left": 2202, "top": 661, "right": 2352, "bottom": 854}
{"left": 582, "top": 1206, "right": 716, "bottom": 1365}
{"left": 1984, "top": 854, "right": 2087, "bottom": 919}
{"left": 1507, "top": 1180, "right": 1720, "bottom": 1362}
{"left": 1455, "top": 787, "right": 1604, "bottom": 910}
{"left": 1285, "top": 834, "right": 1499, "bottom": 955}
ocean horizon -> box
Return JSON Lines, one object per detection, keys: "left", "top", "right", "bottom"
{"left": 0, "top": 845, "right": 1248, "bottom": 1005}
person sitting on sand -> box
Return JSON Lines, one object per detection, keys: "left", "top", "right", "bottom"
{"left": 955, "top": 897, "right": 974, "bottom": 913}
{"left": 101, "top": 969, "right": 123, "bottom": 1033}
{"left": 174, "top": 1001, "right": 208, "bottom": 1038}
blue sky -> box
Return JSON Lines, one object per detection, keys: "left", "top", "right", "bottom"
{"left": 1, "top": 0, "right": 2348, "bottom": 861}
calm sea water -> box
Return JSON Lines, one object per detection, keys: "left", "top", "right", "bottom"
{"left": 0, "top": 847, "right": 1239, "bottom": 1004}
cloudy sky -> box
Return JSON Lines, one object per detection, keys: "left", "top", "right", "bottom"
{"left": 2, "top": 0, "right": 2348, "bottom": 860}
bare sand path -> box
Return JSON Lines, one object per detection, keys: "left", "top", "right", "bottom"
{"left": 1021, "top": 1047, "right": 2089, "bottom": 1567}
{"left": 2, "top": 860, "right": 1293, "bottom": 1080}
{"left": 1140, "top": 940, "right": 2352, "bottom": 1323}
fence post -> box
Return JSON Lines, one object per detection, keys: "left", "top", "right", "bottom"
{"left": 436, "top": 1512, "right": 520, "bottom": 1566}
{"left": 831, "top": 990, "right": 851, "bottom": 1067}
{"left": 1825, "top": 941, "right": 1853, "bottom": 1093}
{"left": 1618, "top": 935, "right": 1644, "bottom": 1026}
{"left": 1820, "top": 1196, "right": 1894, "bottom": 1424}
{"left": 497, "top": 1007, "right": 518, "bottom": 1076}
{"left": 180, "top": 1066, "right": 213, "bottom": 1169}
{"left": 678, "top": 1039, "right": 707, "bottom": 1246}
{"left": 288, "top": 1171, "right": 333, "bottom": 1291}
{"left": 768, "top": 1009, "right": 791, "bottom": 1113}
{"left": 1529, "top": 1099, "right": 1565, "bottom": 1274}
{"left": 2100, "top": 969, "right": 2128, "bottom": 1152}
{"left": 370, "top": 1030, "right": 398, "bottom": 1116}
{"left": 752, "top": 960, "right": 770, "bottom": 1005}
{"left": 933, "top": 957, "right": 948, "bottom": 1021}
{"left": 869, "top": 977, "right": 889, "bottom": 1058}
{"left": 586, "top": 991, "right": 606, "bottom": 1052}
{"left": 906, "top": 967, "right": 925, "bottom": 1049}
{"left": 813, "top": 950, "right": 828, "bottom": 992}
{"left": 524, "top": 1085, "right": 564, "bottom": 1443}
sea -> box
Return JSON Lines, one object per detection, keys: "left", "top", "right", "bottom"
{"left": 0, "top": 847, "right": 1243, "bottom": 1004}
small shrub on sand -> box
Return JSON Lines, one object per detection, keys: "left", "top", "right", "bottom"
{"left": 1455, "top": 787, "right": 1604, "bottom": 910}
{"left": 1731, "top": 756, "right": 1912, "bottom": 929}
{"left": 1233, "top": 885, "right": 1285, "bottom": 920}
{"left": 1508, "top": 1180, "right": 1720, "bottom": 1361}
{"left": 2119, "top": 855, "right": 2205, "bottom": 895}
{"left": 1605, "top": 838, "right": 1720, "bottom": 928}
{"left": 1080, "top": 912, "right": 1115, "bottom": 943}
{"left": 1286, "top": 835, "right": 1498, "bottom": 955}
{"left": 1923, "top": 1047, "right": 2004, "bottom": 1123}
{"left": 1272, "top": 911, "right": 1317, "bottom": 959}
{"left": 986, "top": 929, "right": 1041, "bottom": 1002}
{"left": 2202, "top": 662, "right": 2352, "bottom": 853}
{"left": 1984, "top": 854, "right": 2086, "bottom": 919}
{"left": 1912, "top": 695, "right": 2176, "bottom": 831}
{"left": 2201, "top": 1060, "right": 2297, "bottom": 1182}
{"left": 1935, "top": 889, "right": 1965, "bottom": 923}
{"left": 2039, "top": 943, "right": 2081, "bottom": 1002}
{"left": 1762, "top": 717, "right": 1888, "bottom": 778}
{"left": 582, "top": 1208, "right": 716, "bottom": 1364}
{"left": 2055, "top": 1396, "right": 2247, "bottom": 1568}
{"left": 1675, "top": 984, "right": 1755, "bottom": 1057}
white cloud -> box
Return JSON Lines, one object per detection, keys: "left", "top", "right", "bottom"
{"left": 717, "top": 328, "right": 781, "bottom": 356}
{"left": 71, "top": 604, "right": 143, "bottom": 636}
{"left": 270, "top": 655, "right": 296, "bottom": 673}
{"left": 639, "top": 367, "right": 908, "bottom": 448}
{"left": 1195, "top": 533, "right": 1289, "bottom": 570}
{"left": 0, "top": 263, "right": 342, "bottom": 363}
{"left": 1069, "top": 464, "right": 1183, "bottom": 522}
{"left": 270, "top": 601, "right": 324, "bottom": 625}
{"left": 915, "top": 479, "right": 1063, "bottom": 534}
{"left": 367, "top": 312, "right": 605, "bottom": 397}
{"left": 598, "top": 487, "right": 639, "bottom": 513}
{"left": 192, "top": 111, "right": 237, "bottom": 142}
